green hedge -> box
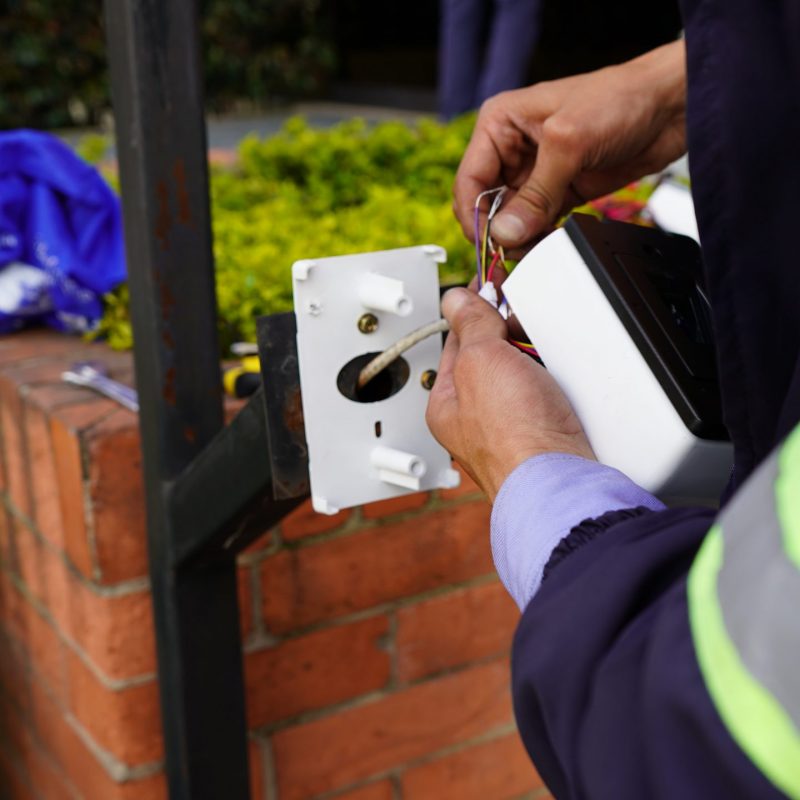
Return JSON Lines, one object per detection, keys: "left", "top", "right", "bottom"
{"left": 94, "top": 115, "right": 478, "bottom": 351}
{"left": 0, "top": 0, "right": 334, "bottom": 129}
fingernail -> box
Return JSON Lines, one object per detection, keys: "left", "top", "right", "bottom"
{"left": 491, "top": 213, "right": 527, "bottom": 244}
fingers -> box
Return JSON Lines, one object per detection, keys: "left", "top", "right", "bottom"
{"left": 491, "top": 117, "right": 582, "bottom": 248}
{"left": 452, "top": 124, "right": 504, "bottom": 241}
{"left": 441, "top": 288, "right": 507, "bottom": 346}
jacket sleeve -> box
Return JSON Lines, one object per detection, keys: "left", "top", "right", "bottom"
{"left": 510, "top": 430, "right": 800, "bottom": 800}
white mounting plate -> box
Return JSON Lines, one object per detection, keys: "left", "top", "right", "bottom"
{"left": 292, "top": 245, "right": 460, "bottom": 515}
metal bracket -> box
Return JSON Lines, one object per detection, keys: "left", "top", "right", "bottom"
{"left": 257, "top": 312, "right": 311, "bottom": 500}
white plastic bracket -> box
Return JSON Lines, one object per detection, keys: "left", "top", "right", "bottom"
{"left": 292, "top": 245, "right": 460, "bottom": 514}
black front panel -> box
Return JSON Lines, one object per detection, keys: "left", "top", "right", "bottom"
{"left": 565, "top": 214, "right": 729, "bottom": 440}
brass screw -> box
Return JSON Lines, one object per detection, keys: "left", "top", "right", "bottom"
{"left": 421, "top": 370, "right": 437, "bottom": 390}
{"left": 357, "top": 313, "right": 379, "bottom": 334}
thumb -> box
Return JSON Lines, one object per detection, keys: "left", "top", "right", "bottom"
{"left": 441, "top": 288, "right": 507, "bottom": 346}
{"left": 491, "top": 126, "right": 580, "bottom": 247}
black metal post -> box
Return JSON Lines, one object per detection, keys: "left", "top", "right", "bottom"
{"left": 103, "top": 0, "right": 251, "bottom": 796}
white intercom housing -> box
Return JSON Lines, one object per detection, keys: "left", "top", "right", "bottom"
{"left": 502, "top": 215, "right": 732, "bottom": 503}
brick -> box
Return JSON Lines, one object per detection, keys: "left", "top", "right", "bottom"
{"left": 361, "top": 492, "right": 429, "bottom": 520}
{"left": 85, "top": 411, "right": 148, "bottom": 583}
{"left": 0, "top": 578, "right": 32, "bottom": 680}
{"left": 0, "top": 749, "right": 36, "bottom": 800}
{"left": 58, "top": 582, "right": 156, "bottom": 683}
{"left": 49, "top": 405, "right": 95, "bottom": 577}
{"left": 439, "top": 463, "right": 484, "bottom": 501}
{"left": 249, "top": 739, "right": 265, "bottom": 800}
{"left": 24, "top": 603, "right": 67, "bottom": 704}
{"left": 10, "top": 516, "right": 46, "bottom": 605}
{"left": 281, "top": 500, "right": 351, "bottom": 542}
{"left": 30, "top": 679, "right": 164, "bottom": 800}
{"left": 0, "top": 506, "right": 11, "bottom": 564}
{"left": 272, "top": 658, "right": 512, "bottom": 799}
{"left": 333, "top": 781, "right": 393, "bottom": 800}
{"left": 395, "top": 581, "right": 519, "bottom": 683}
{"left": 261, "top": 502, "right": 493, "bottom": 634}
{"left": 49, "top": 397, "right": 117, "bottom": 431}
{"left": 21, "top": 730, "right": 75, "bottom": 800}
{"left": 0, "top": 378, "right": 32, "bottom": 517}
{"left": 24, "top": 403, "right": 65, "bottom": 549}
{"left": 0, "top": 331, "right": 96, "bottom": 367}
{"left": 66, "top": 650, "right": 163, "bottom": 765}
{"left": 402, "top": 733, "right": 544, "bottom": 800}
{"left": 239, "top": 565, "right": 255, "bottom": 639}
{"left": 8, "top": 524, "right": 155, "bottom": 681}
{"left": 0, "top": 634, "right": 31, "bottom": 723}
{"left": 26, "top": 382, "right": 104, "bottom": 413}
{"left": 245, "top": 616, "right": 390, "bottom": 728}
{"left": 23, "top": 535, "right": 157, "bottom": 681}
{"left": 0, "top": 699, "right": 74, "bottom": 800}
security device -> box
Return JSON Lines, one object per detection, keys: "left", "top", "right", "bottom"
{"left": 502, "top": 214, "right": 732, "bottom": 501}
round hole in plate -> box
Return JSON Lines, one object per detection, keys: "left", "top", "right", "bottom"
{"left": 337, "top": 352, "right": 410, "bottom": 403}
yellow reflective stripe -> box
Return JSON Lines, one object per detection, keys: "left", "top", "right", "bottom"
{"left": 688, "top": 525, "right": 800, "bottom": 799}
{"left": 777, "top": 423, "right": 800, "bottom": 571}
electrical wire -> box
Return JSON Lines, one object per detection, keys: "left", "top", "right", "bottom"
{"left": 357, "top": 188, "right": 543, "bottom": 390}
{"left": 357, "top": 318, "right": 450, "bottom": 390}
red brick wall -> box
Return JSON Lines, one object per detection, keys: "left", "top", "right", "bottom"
{"left": 0, "top": 331, "right": 549, "bottom": 800}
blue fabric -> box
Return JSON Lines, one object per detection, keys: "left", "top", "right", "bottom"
{"left": 490, "top": 454, "right": 665, "bottom": 610}
{"left": 438, "top": 0, "right": 543, "bottom": 118}
{"left": 0, "top": 130, "right": 125, "bottom": 334}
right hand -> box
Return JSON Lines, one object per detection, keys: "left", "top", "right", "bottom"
{"left": 453, "top": 40, "right": 688, "bottom": 253}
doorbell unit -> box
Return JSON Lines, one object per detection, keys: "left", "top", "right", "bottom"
{"left": 502, "top": 214, "right": 732, "bottom": 501}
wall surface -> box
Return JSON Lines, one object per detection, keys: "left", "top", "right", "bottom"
{"left": 0, "top": 330, "right": 549, "bottom": 800}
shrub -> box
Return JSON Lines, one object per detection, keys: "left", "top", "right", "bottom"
{"left": 91, "top": 113, "right": 661, "bottom": 352}
{"left": 94, "top": 115, "right": 478, "bottom": 351}
{"left": 0, "top": 0, "right": 334, "bottom": 129}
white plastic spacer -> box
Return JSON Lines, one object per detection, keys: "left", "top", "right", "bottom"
{"left": 371, "top": 445, "right": 427, "bottom": 490}
{"left": 359, "top": 273, "right": 413, "bottom": 317}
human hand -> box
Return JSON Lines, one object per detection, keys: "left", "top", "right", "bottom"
{"left": 454, "top": 40, "right": 687, "bottom": 253}
{"left": 426, "top": 287, "right": 594, "bottom": 502}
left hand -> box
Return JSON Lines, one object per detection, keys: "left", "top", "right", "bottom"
{"left": 426, "top": 287, "right": 595, "bottom": 501}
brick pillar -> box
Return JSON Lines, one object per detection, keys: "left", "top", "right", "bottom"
{"left": 0, "top": 331, "right": 549, "bottom": 800}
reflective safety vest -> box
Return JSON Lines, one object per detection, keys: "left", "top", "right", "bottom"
{"left": 689, "top": 422, "right": 800, "bottom": 799}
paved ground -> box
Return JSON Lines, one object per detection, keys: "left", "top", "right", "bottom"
{"left": 59, "top": 101, "right": 434, "bottom": 159}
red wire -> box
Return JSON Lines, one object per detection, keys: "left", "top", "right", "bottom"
{"left": 511, "top": 340, "right": 539, "bottom": 357}
{"left": 486, "top": 251, "right": 501, "bottom": 283}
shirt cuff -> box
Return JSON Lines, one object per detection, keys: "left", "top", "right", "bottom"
{"left": 490, "top": 454, "right": 666, "bottom": 610}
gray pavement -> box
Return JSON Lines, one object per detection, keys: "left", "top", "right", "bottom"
{"left": 60, "top": 101, "right": 435, "bottom": 157}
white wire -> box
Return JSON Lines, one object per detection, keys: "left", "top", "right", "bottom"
{"left": 474, "top": 186, "right": 505, "bottom": 209}
{"left": 357, "top": 319, "right": 450, "bottom": 390}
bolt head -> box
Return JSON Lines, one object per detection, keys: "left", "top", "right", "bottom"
{"left": 358, "top": 313, "right": 379, "bottom": 334}
{"left": 421, "top": 369, "right": 437, "bottom": 390}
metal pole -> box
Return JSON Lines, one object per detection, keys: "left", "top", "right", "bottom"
{"left": 103, "top": 0, "right": 251, "bottom": 796}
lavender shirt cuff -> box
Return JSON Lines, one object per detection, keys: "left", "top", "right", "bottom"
{"left": 490, "top": 454, "right": 666, "bottom": 611}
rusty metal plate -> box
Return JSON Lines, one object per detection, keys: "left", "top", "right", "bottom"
{"left": 256, "top": 312, "right": 310, "bottom": 500}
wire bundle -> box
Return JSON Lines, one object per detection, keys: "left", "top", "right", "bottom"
{"left": 357, "top": 190, "right": 542, "bottom": 390}
{"left": 473, "top": 188, "right": 539, "bottom": 359}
